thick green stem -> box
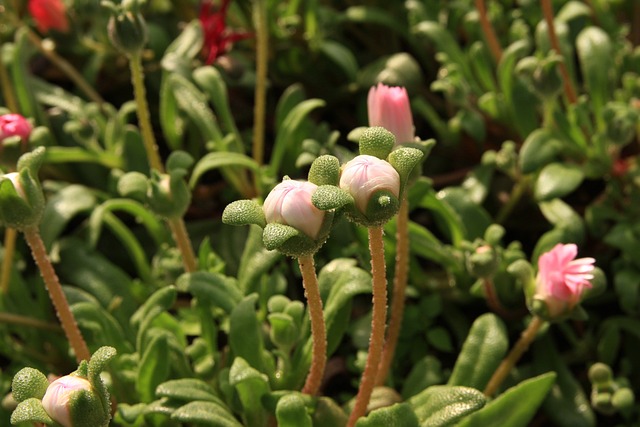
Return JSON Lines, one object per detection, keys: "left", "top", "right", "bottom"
{"left": 483, "top": 315, "right": 545, "bottom": 397}
{"left": 252, "top": 0, "right": 268, "bottom": 168}
{"left": 1, "top": 228, "right": 18, "bottom": 294}
{"left": 167, "top": 217, "right": 198, "bottom": 273}
{"left": 298, "top": 255, "right": 326, "bottom": 396}
{"left": 376, "top": 197, "right": 409, "bottom": 386}
{"left": 128, "top": 52, "right": 164, "bottom": 173}
{"left": 347, "top": 226, "right": 388, "bottom": 426}
{"left": 25, "top": 29, "right": 104, "bottom": 105}
{"left": 22, "top": 227, "right": 91, "bottom": 363}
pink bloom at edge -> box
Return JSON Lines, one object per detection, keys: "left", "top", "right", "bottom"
{"left": 28, "top": 0, "right": 70, "bottom": 33}
{"left": 0, "top": 114, "right": 33, "bottom": 142}
{"left": 199, "top": 0, "right": 252, "bottom": 65}
{"left": 41, "top": 375, "right": 93, "bottom": 427}
{"left": 340, "top": 155, "right": 400, "bottom": 214}
{"left": 535, "top": 243, "right": 595, "bottom": 316}
{"left": 263, "top": 180, "right": 325, "bottom": 240}
{"left": 367, "top": 83, "right": 415, "bottom": 145}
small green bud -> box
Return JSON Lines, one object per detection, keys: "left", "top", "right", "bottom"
{"left": 268, "top": 312, "right": 300, "bottom": 351}
{"left": 516, "top": 54, "right": 563, "bottom": 100}
{"left": 147, "top": 170, "right": 192, "bottom": 218}
{"left": 466, "top": 245, "right": 500, "bottom": 278}
{"left": 267, "top": 295, "right": 291, "bottom": 313}
{"left": 611, "top": 388, "right": 635, "bottom": 410}
{"left": 105, "top": 2, "right": 148, "bottom": 56}
{"left": 0, "top": 148, "right": 46, "bottom": 230}
{"left": 589, "top": 363, "right": 613, "bottom": 386}
{"left": 309, "top": 155, "right": 341, "bottom": 186}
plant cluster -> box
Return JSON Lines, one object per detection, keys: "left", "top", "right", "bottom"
{"left": 1, "top": 0, "right": 640, "bottom": 426}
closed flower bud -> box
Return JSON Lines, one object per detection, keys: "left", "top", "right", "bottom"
{"left": 0, "top": 169, "right": 45, "bottom": 230}
{"left": 42, "top": 375, "right": 105, "bottom": 427}
{"left": 533, "top": 243, "right": 595, "bottom": 320}
{"left": 107, "top": 7, "right": 148, "bottom": 55}
{"left": 28, "top": 0, "right": 69, "bottom": 33}
{"left": 340, "top": 154, "right": 400, "bottom": 217}
{"left": 0, "top": 114, "right": 33, "bottom": 142}
{"left": 263, "top": 180, "right": 325, "bottom": 240}
{"left": 367, "top": 83, "right": 415, "bottom": 145}
{"left": 147, "top": 172, "right": 191, "bottom": 219}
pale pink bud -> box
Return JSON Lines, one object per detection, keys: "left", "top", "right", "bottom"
{"left": 340, "top": 155, "right": 400, "bottom": 214}
{"left": 535, "top": 243, "right": 595, "bottom": 318}
{"left": 263, "top": 180, "right": 325, "bottom": 240}
{"left": 41, "top": 375, "right": 93, "bottom": 427}
{"left": 367, "top": 83, "right": 415, "bottom": 145}
{"left": 0, "top": 114, "right": 33, "bottom": 142}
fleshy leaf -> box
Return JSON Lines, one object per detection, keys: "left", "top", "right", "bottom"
{"left": 11, "top": 368, "right": 49, "bottom": 402}
{"left": 308, "top": 155, "right": 341, "bottom": 186}
{"left": 409, "top": 385, "right": 486, "bottom": 426}
{"left": 359, "top": 126, "right": 396, "bottom": 159}
{"left": 222, "top": 200, "right": 266, "bottom": 228}
{"left": 312, "top": 185, "right": 354, "bottom": 211}
{"left": 355, "top": 402, "right": 419, "bottom": 427}
{"left": 10, "top": 398, "right": 54, "bottom": 425}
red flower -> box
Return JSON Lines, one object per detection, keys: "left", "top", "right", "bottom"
{"left": 28, "top": 0, "right": 70, "bottom": 33}
{"left": 0, "top": 114, "right": 33, "bottom": 142}
{"left": 199, "top": 0, "right": 251, "bottom": 64}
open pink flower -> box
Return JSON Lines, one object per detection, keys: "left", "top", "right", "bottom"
{"left": 28, "top": 0, "right": 69, "bottom": 33}
{"left": 0, "top": 114, "right": 32, "bottom": 142}
{"left": 340, "top": 155, "right": 400, "bottom": 214}
{"left": 199, "top": 0, "right": 251, "bottom": 65}
{"left": 535, "top": 243, "right": 595, "bottom": 318}
{"left": 42, "top": 375, "right": 93, "bottom": 427}
{"left": 263, "top": 180, "right": 325, "bottom": 240}
{"left": 367, "top": 83, "right": 415, "bottom": 145}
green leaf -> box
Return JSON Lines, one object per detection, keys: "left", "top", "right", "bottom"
{"left": 171, "top": 401, "right": 243, "bottom": 426}
{"left": 137, "top": 332, "right": 171, "bottom": 403}
{"left": 130, "top": 286, "right": 178, "bottom": 330}
{"left": 457, "top": 372, "right": 557, "bottom": 427}
{"left": 320, "top": 40, "right": 358, "bottom": 81}
{"left": 40, "top": 185, "right": 97, "bottom": 248}
{"left": 156, "top": 379, "right": 221, "bottom": 403}
{"left": 401, "top": 356, "right": 444, "bottom": 400}
{"left": 312, "top": 185, "right": 354, "bottom": 211}
{"left": 161, "top": 19, "right": 204, "bottom": 73}
{"left": 576, "top": 27, "right": 612, "bottom": 130}
{"left": 519, "top": 129, "right": 563, "bottom": 174}
{"left": 275, "top": 393, "right": 313, "bottom": 427}
{"left": 262, "top": 223, "right": 300, "bottom": 251}
{"left": 229, "top": 357, "right": 270, "bottom": 427}
{"left": 10, "top": 398, "right": 54, "bottom": 425}
{"left": 534, "top": 163, "right": 584, "bottom": 201}
{"left": 11, "top": 368, "right": 49, "bottom": 402}
{"left": 176, "top": 272, "right": 243, "bottom": 314}
{"left": 72, "top": 303, "right": 130, "bottom": 353}
{"left": 355, "top": 402, "right": 419, "bottom": 427}
{"left": 448, "top": 314, "right": 508, "bottom": 391}
{"left": 190, "top": 152, "right": 261, "bottom": 188}
{"left": 221, "top": 199, "right": 266, "bottom": 228}
{"left": 409, "top": 385, "right": 486, "bottom": 426}
{"left": 230, "top": 294, "right": 265, "bottom": 372}
{"left": 237, "top": 226, "right": 282, "bottom": 294}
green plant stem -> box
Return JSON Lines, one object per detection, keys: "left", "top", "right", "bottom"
{"left": 0, "top": 311, "right": 63, "bottom": 332}
{"left": 1, "top": 228, "right": 18, "bottom": 294}
{"left": 0, "top": 56, "right": 20, "bottom": 112}
{"left": 25, "top": 29, "right": 105, "bottom": 105}
{"left": 128, "top": 52, "right": 164, "bottom": 173}
{"left": 348, "top": 226, "right": 388, "bottom": 426}
{"left": 475, "top": 0, "right": 502, "bottom": 62}
{"left": 22, "top": 226, "right": 91, "bottom": 363}
{"left": 298, "top": 254, "right": 326, "bottom": 396}
{"left": 483, "top": 315, "right": 545, "bottom": 397}
{"left": 168, "top": 217, "right": 198, "bottom": 273}
{"left": 252, "top": 0, "right": 268, "bottom": 167}
{"left": 495, "top": 175, "right": 530, "bottom": 224}
{"left": 541, "top": 0, "right": 577, "bottom": 105}
{"left": 376, "top": 197, "right": 409, "bottom": 386}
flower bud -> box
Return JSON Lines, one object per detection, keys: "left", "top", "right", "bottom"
{"left": 28, "top": 0, "right": 69, "bottom": 33}
{"left": 41, "top": 375, "right": 106, "bottom": 427}
{"left": 106, "top": 2, "right": 148, "bottom": 56}
{"left": 0, "top": 114, "right": 33, "bottom": 142}
{"left": 531, "top": 243, "right": 595, "bottom": 320}
{"left": 147, "top": 171, "right": 192, "bottom": 218}
{"left": 0, "top": 169, "right": 45, "bottom": 230}
{"left": 339, "top": 154, "right": 400, "bottom": 223}
{"left": 367, "top": 83, "right": 415, "bottom": 145}
{"left": 263, "top": 180, "right": 325, "bottom": 240}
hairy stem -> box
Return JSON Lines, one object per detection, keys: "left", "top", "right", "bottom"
{"left": 347, "top": 226, "right": 388, "bottom": 426}
{"left": 128, "top": 52, "right": 164, "bottom": 172}
{"left": 298, "top": 254, "right": 327, "bottom": 396}
{"left": 483, "top": 315, "right": 545, "bottom": 397}
{"left": 475, "top": 0, "right": 502, "bottom": 62}
{"left": 1, "top": 228, "right": 18, "bottom": 294}
{"left": 376, "top": 197, "right": 409, "bottom": 386}
{"left": 541, "top": 0, "right": 577, "bottom": 104}
{"left": 22, "top": 227, "right": 91, "bottom": 362}
{"left": 167, "top": 216, "right": 198, "bottom": 273}
{"left": 252, "top": 0, "right": 268, "bottom": 168}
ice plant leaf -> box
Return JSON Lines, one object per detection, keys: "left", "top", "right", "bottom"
{"left": 11, "top": 368, "right": 49, "bottom": 402}
{"left": 355, "top": 402, "right": 419, "bottom": 427}
{"left": 222, "top": 200, "right": 266, "bottom": 228}
{"left": 387, "top": 146, "right": 424, "bottom": 189}
{"left": 262, "top": 223, "right": 300, "bottom": 251}
{"left": 312, "top": 185, "right": 354, "bottom": 211}
{"left": 276, "top": 393, "right": 313, "bottom": 427}
{"left": 10, "top": 398, "right": 54, "bottom": 425}
{"left": 309, "top": 155, "right": 341, "bottom": 186}
{"left": 409, "top": 385, "right": 486, "bottom": 426}
{"left": 359, "top": 126, "right": 396, "bottom": 159}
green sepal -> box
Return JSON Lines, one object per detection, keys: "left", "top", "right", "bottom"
{"left": 166, "top": 150, "right": 194, "bottom": 174}
{"left": 507, "top": 259, "right": 535, "bottom": 301}
{"left": 263, "top": 223, "right": 300, "bottom": 250}
{"left": 68, "top": 386, "right": 111, "bottom": 427}
{"left": 275, "top": 393, "right": 313, "bottom": 427}
{"left": 308, "top": 155, "right": 341, "bottom": 186}
{"left": 359, "top": 126, "right": 396, "bottom": 159}
{"left": 0, "top": 167, "right": 45, "bottom": 230}
{"left": 10, "top": 398, "right": 54, "bottom": 425}
{"left": 147, "top": 169, "right": 192, "bottom": 218}
{"left": 312, "top": 185, "right": 354, "bottom": 211}
{"left": 117, "top": 171, "right": 149, "bottom": 201}
{"left": 105, "top": 3, "right": 148, "bottom": 56}
{"left": 17, "top": 146, "right": 45, "bottom": 175}
{"left": 11, "top": 368, "right": 49, "bottom": 402}
{"left": 387, "top": 146, "right": 424, "bottom": 191}
{"left": 345, "top": 189, "right": 400, "bottom": 227}
{"left": 222, "top": 200, "right": 266, "bottom": 228}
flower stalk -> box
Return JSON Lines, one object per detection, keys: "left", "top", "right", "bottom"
{"left": 1, "top": 227, "right": 18, "bottom": 294}
{"left": 252, "top": 0, "right": 268, "bottom": 168}
{"left": 474, "top": 0, "right": 502, "bottom": 62}
{"left": 22, "top": 226, "right": 91, "bottom": 363}
{"left": 541, "top": 0, "right": 577, "bottom": 104}
{"left": 298, "top": 254, "right": 326, "bottom": 396}
{"left": 348, "top": 225, "right": 388, "bottom": 426}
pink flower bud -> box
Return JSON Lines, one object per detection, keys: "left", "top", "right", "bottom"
{"left": 28, "top": 0, "right": 69, "bottom": 33}
{"left": 0, "top": 114, "right": 33, "bottom": 142}
{"left": 263, "top": 180, "right": 325, "bottom": 240}
{"left": 340, "top": 155, "right": 400, "bottom": 214}
{"left": 535, "top": 243, "right": 595, "bottom": 318}
{"left": 41, "top": 375, "right": 93, "bottom": 427}
{"left": 367, "top": 83, "right": 415, "bottom": 145}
